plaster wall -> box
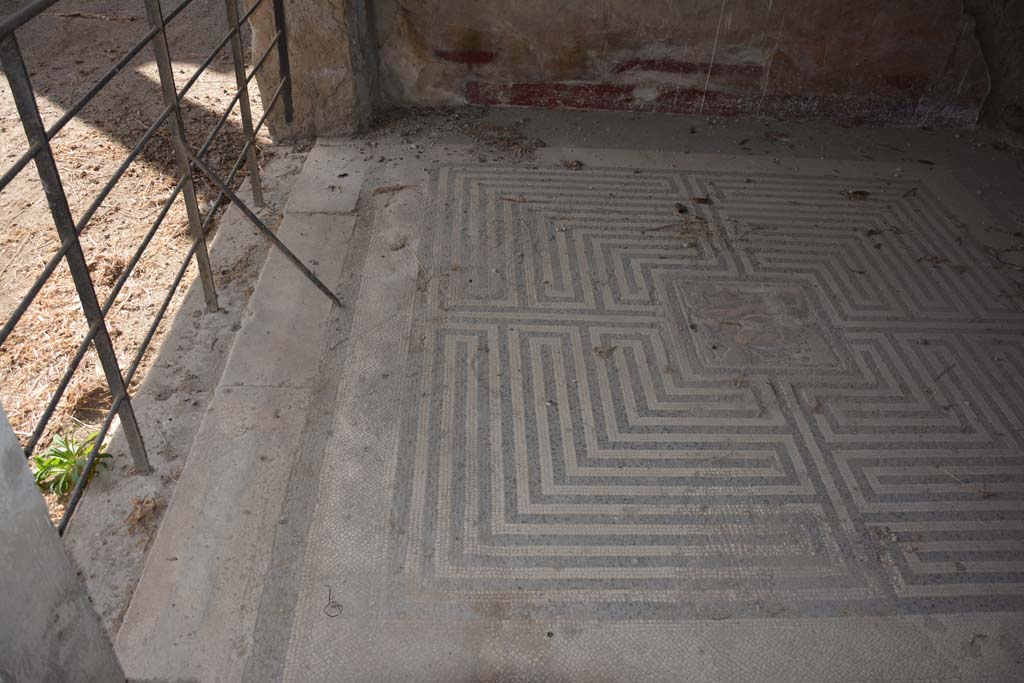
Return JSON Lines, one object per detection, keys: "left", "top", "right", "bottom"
{"left": 247, "top": 0, "right": 376, "bottom": 139}
{"left": 373, "top": 0, "right": 990, "bottom": 126}
{"left": 964, "top": 0, "right": 1024, "bottom": 134}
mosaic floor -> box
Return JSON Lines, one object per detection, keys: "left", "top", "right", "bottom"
{"left": 268, "top": 146, "right": 1024, "bottom": 680}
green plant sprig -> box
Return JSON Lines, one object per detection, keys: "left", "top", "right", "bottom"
{"left": 32, "top": 431, "right": 112, "bottom": 497}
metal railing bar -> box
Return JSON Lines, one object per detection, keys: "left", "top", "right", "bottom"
{"left": 116, "top": 135, "right": 273, "bottom": 398}
{"left": 24, "top": 318, "right": 103, "bottom": 456}
{"left": 188, "top": 76, "right": 286, "bottom": 225}
{"left": 181, "top": 30, "right": 279, "bottom": 169}
{"left": 2, "top": 24, "right": 282, "bottom": 348}
{"left": 120, "top": 103, "right": 244, "bottom": 273}
{"left": 271, "top": 0, "right": 292, "bottom": 123}
{"left": 125, "top": 239, "right": 199, "bottom": 385}
{"left": 72, "top": 105, "right": 173, "bottom": 237}
{"left": 0, "top": 0, "right": 197, "bottom": 48}
{"left": 99, "top": 29, "right": 286, "bottom": 305}
{"left": 175, "top": 25, "right": 237, "bottom": 104}
{"left": 57, "top": 391, "right": 122, "bottom": 535}
{"left": 253, "top": 73, "right": 287, "bottom": 133}
{"left": 0, "top": 140, "right": 41, "bottom": 194}
{"left": 195, "top": 85, "right": 286, "bottom": 224}
{"left": 57, "top": 230, "right": 199, "bottom": 532}
{"left": 197, "top": 30, "right": 278, "bottom": 153}
{"left": 198, "top": 139, "right": 250, "bottom": 234}
{"left": 143, "top": 88, "right": 292, "bottom": 377}
{"left": 144, "top": 0, "right": 218, "bottom": 313}
{"left": 247, "top": 29, "right": 281, "bottom": 86}
{"left": 240, "top": 0, "right": 271, "bottom": 25}
{"left": 0, "top": 233, "right": 75, "bottom": 348}
{"left": 44, "top": 27, "right": 161, "bottom": 138}
{"left": 1, "top": 87, "right": 260, "bottom": 410}
{"left": 121, "top": 85, "right": 249, "bottom": 265}
{"left": 186, "top": 149, "right": 343, "bottom": 307}
{"left": 187, "top": 29, "right": 292, "bottom": 232}
{"left": 100, "top": 175, "right": 187, "bottom": 317}
{"left": 3, "top": 103, "right": 175, "bottom": 347}
{"left": 161, "top": 0, "right": 200, "bottom": 26}
{"left": 226, "top": 0, "right": 263, "bottom": 206}
{"left": 5, "top": 105, "right": 167, "bottom": 254}
{"left": 3, "top": 0, "right": 296, "bottom": 532}
{"left": 0, "top": 0, "right": 62, "bottom": 40}
{"left": 0, "top": 32, "right": 150, "bottom": 473}
{"left": 39, "top": 175, "right": 214, "bottom": 456}
{"left": 190, "top": 72, "right": 290, "bottom": 269}
{"left": 0, "top": 0, "right": 202, "bottom": 195}
{"left": 195, "top": 79, "right": 246, "bottom": 155}
{"left": 177, "top": 29, "right": 280, "bottom": 147}
{"left": 0, "top": 23, "right": 238, "bottom": 350}
{"left": 188, "top": 41, "right": 278, "bottom": 171}
{"left": 1, "top": 17, "right": 284, "bottom": 365}
{"left": 89, "top": 60, "right": 281, "bottom": 330}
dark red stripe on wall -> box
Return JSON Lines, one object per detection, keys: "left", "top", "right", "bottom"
{"left": 464, "top": 80, "right": 978, "bottom": 127}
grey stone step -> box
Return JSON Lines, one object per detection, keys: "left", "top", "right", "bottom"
{"left": 114, "top": 141, "right": 363, "bottom": 682}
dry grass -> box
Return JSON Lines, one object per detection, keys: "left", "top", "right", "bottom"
{"left": 125, "top": 495, "right": 165, "bottom": 537}
{"left": 0, "top": 2, "right": 272, "bottom": 521}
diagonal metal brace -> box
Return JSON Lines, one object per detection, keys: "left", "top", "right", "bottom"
{"left": 184, "top": 149, "right": 343, "bottom": 308}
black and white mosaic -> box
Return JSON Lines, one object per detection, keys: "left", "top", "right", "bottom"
{"left": 383, "top": 163, "right": 1024, "bottom": 619}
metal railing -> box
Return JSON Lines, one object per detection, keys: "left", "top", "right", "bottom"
{"left": 0, "top": 0, "right": 338, "bottom": 535}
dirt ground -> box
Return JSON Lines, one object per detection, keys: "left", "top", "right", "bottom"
{"left": 0, "top": 0, "right": 271, "bottom": 519}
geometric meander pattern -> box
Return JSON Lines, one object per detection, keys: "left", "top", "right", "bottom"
{"left": 384, "top": 163, "right": 1024, "bottom": 619}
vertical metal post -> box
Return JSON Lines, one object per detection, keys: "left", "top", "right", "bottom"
{"left": 224, "top": 0, "right": 264, "bottom": 206}
{"left": 271, "top": 0, "right": 294, "bottom": 123}
{"left": 0, "top": 35, "right": 150, "bottom": 474}
{"left": 143, "top": 0, "right": 219, "bottom": 312}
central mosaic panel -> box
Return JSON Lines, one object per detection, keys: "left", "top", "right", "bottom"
{"left": 382, "top": 163, "right": 1024, "bottom": 620}
{"left": 678, "top": 281, "right": 838, "bottom": 368}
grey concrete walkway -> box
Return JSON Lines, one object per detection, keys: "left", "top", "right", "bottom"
{"left": 118, "top": 110, "right": 1024, "bottom": 681}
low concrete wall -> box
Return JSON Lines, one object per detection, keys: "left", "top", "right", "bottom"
{"left": 0, "top": 406, "right": 123, "bottom": 682}
{"left": 373, "top": 0, "right": 990, "bottom": 126}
